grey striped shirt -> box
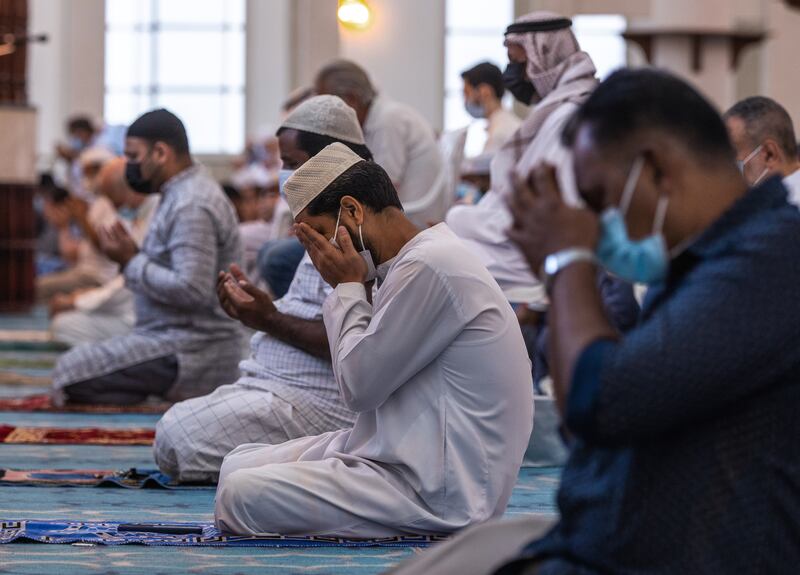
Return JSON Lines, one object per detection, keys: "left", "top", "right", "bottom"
{"left": 52, "top": 164, "right": 243, "bottom": 401}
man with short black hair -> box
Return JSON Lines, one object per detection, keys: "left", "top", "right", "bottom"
{"left": 214, "top": 143, "right": 533, "bottom": 538}
{"left": 55, "top": 116, "right": 97, "bottom": 163}
{"left": 390, "top": 68, "right": 800, "bottom": 575}
{"left": 56, "top": 115, "right": 126, "bottom": 199}
{"left": 51, "top": 108, "right": 242, "bottom": 406}
{"left": 154, "top": 97, "right": 369, "bottom": 483}
{"left": 461, "top": 61, "right": 520, "bottom": 155}
{"left": 256, "top": 95, "right": 375, "bottom": 298}
{"left": 724, "top": 96, "right": 800, "bottom": 202}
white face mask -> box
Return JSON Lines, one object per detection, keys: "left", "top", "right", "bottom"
{"left": 278, "top": 169, "right": 294, "bottom": 198}
{"left": 330, "top": 206, "right": 377, "bottom": 283}
{"left": 737, "top": 144, "right": 769, "bottom": 187}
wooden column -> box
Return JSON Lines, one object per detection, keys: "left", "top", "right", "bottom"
{"left": 0, "top": 0, "right": 27, "bottom": 104}
{"left": 0, "top": 0, "right": 36, "bottom": 311}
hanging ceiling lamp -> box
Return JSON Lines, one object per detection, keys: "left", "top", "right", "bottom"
{"left": 337, "top": 0, "right": 372, "bottom": 30}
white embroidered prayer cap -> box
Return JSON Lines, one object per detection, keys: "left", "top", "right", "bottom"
{"left": 279, "top": 95, "right": 366, "bottom": 145}
{"left": 284, "top": 142, "right": 365, "bottom": 218}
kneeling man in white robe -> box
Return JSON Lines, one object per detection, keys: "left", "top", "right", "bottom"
{"left": 214, "top": 143, "right": 534, "bottom": 538}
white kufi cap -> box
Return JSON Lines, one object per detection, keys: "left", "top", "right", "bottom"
{"left": 283, "top": 142, "right": 364, "bottom": 218}
{"left": 280, "top": 95, "right": 366, "bottom": 145}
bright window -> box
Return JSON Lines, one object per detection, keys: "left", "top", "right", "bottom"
{"left": 104, "top": 0, "right": 246, "bottom": 155}
{"left": 444, "top": 0, "right": 514, "bottom": 156}
{"left": 572, "top": 15, "right": 627, "bottom": 80}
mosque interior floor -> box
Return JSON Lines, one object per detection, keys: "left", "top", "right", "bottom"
{"left": 0, "top": 308, "right": 559, "bottom": 574}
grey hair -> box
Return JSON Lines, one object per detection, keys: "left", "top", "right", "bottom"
{"left": 724, "top": 96, "right": 798, "bottom": 159}
{"left": 315, "top": 59, "right": 377, "bottom": 106}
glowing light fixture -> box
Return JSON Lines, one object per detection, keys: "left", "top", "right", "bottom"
{"left": 338, "top": 0, "right": 372, "bottom": 30}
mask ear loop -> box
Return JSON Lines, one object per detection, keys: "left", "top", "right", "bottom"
{"left": 332, "top": 206, "right": 342, "bottom": 244}
{"left": 358, "top": 224, "right": 366, "bottom": 252}
{"left": 653, "top": 195, "right": 669, "bottom": 236}
{"left": 752, "top": 167, "right": 770, "bottom": 187}
{"left": 741, "top": 144, "right": 763, "bottom": 167}
{"left": 619, "top": 156, "right": 645, "bottom": 217}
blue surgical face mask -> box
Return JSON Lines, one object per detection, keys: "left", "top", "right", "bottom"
{"left": 278, "top": 169, "right": 294, "bottom": 198}
{"left": 595, "top": 156, "right": 670, "bottom": 285}
{"left": 330, "top": 206, "right": 377, "bottom": 283}
{"left": 464, "top": 100, "right": 485, "bottom": 119}
{"left": 68, "top": 136, "right": 85, "bottom": 151}
{"left": 118, "top": 206, "right": 137, "bottom": 222}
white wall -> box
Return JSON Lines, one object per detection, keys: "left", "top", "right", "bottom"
{"left": 291, "top": 0, "right": 340, "bottom": 91}
{"left": 28, "top": 0, "right": 291, "bottom": 179}
{"left": 28, "top": 0, "right": 105, "bottom": 168}
{"left": 245, "top": 0, "right": 292, "bottom": 137}
{"left": 24, "top": 0, "right": 800, "bottom": 174}
{"left": 761, "top": 0, "right": 800, "bottom": 133}
{"left": 338, "top": 0, "right": 445, "bottom": 131}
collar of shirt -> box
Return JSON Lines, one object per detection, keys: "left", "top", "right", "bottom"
{"left": 375, "top": 223, "right": 451, "bottom": 287}
{"left": 682, "top": 175, "right": 787, "bottom": 261}
{"left": 642, "top": 176, "right": 788, "bottom": 316}
{"left": 161, "top": 163, "right": 202, "bottom": 195}
{"left": 376, "top": 254, "right": 398, "bottom": 287}
{"left": 783, "top": 168, "right": 800, "bottom": 205}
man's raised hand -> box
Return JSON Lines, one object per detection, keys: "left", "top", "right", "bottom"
{"left": 216, "top": 263, "right": 277, "bottom": 331}
{"left": 98, "top": 221, "right": 139, "bottom": 268}
{"left": 295, "top": 223, "right": 367, "bottom": 287}
{"left": 506, "top": 164, "right": 599, "bottom": 275}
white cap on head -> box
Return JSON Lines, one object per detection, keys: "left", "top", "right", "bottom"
{"left": 279, "top": 95, "right": 366, "bottom": 146}
{"left": 284, "top": 142, "right": 364, "bottom": 218}
{"left": 230, "top": 164, "right": 278, "bottom": 190}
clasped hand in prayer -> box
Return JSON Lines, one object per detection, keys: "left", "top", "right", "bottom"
{"left": 507, "top": 164, "right": 599, "bottom": 274}
{"left": 294, "top": 223, "right": 368, "bottom": 288}
{"left": 217, "top": 264, "right": 278, "bottom": 332}
{"left": 98, "top": 220, "right": 139, "bottom": 269}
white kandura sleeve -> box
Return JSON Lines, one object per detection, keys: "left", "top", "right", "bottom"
{"left": 74, "top": 275, "right": 128, "bottom": 313}
{"left": 322, "top": 259, "right": 468, "bottom": 413}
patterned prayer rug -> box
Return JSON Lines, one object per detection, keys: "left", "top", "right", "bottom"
{"left": 0, "top": 425, "right": 154, "bottom": 445}
{"left": 0, "top": 372, "right": 51, "bottom": 386}
{"left": 0, "top": 520, "right": 448, "bottom": 547}
{"left": 0, "top": 468, "right": 198, "bottom": 489}
{"left": 0, "top": 357, "right": 57, "bottom": 370}
{"left": 0, "top": 394, "right": 170, "bottom": 414}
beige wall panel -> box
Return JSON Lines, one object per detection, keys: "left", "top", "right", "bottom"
{"left": 0, "top": 107, "right": 37, "bottom": 184}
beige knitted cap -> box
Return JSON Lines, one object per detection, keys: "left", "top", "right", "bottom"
{"left": 284, "top": 142, "right": 365, "bottom": 218}
{"left": 279, "top": 95, "right": 366, "bottom": 145}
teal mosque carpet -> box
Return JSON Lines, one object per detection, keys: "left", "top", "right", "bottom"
{"left": 0, "top": 308, "right": 561, "bottom": 574}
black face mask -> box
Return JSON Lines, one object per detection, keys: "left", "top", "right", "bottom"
{"left": 502, "top": 62, "right": 536, "bottom": 106}
{"left": 125, "top": 161, "right": 156, "bottom": 195}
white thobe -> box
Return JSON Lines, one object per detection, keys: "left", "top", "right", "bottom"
{"left": 446, "top": 102, "right": 581, "bottom": 306}
{"left": 784, "top": 169, "right": 800, "bottom": 207}
{"left": 51, "top": 195, "right": 161, "bottom": 346}
{"left": 484, "top": 107, "right": 522, "bottom": 155}
{"left": 461, "top": 108, "right": 522, "bottom": 177}
{"left": 154, "top": 254, "right": 356, "bottom": 483}
{"left": 363, "top": 96, "right": 445, "bottom": 225}
{"left": 214, "top": 224, "right": 534, "bottom": 538}
{"left": 75, "top": 196, "right": 121, "bottom": 285}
